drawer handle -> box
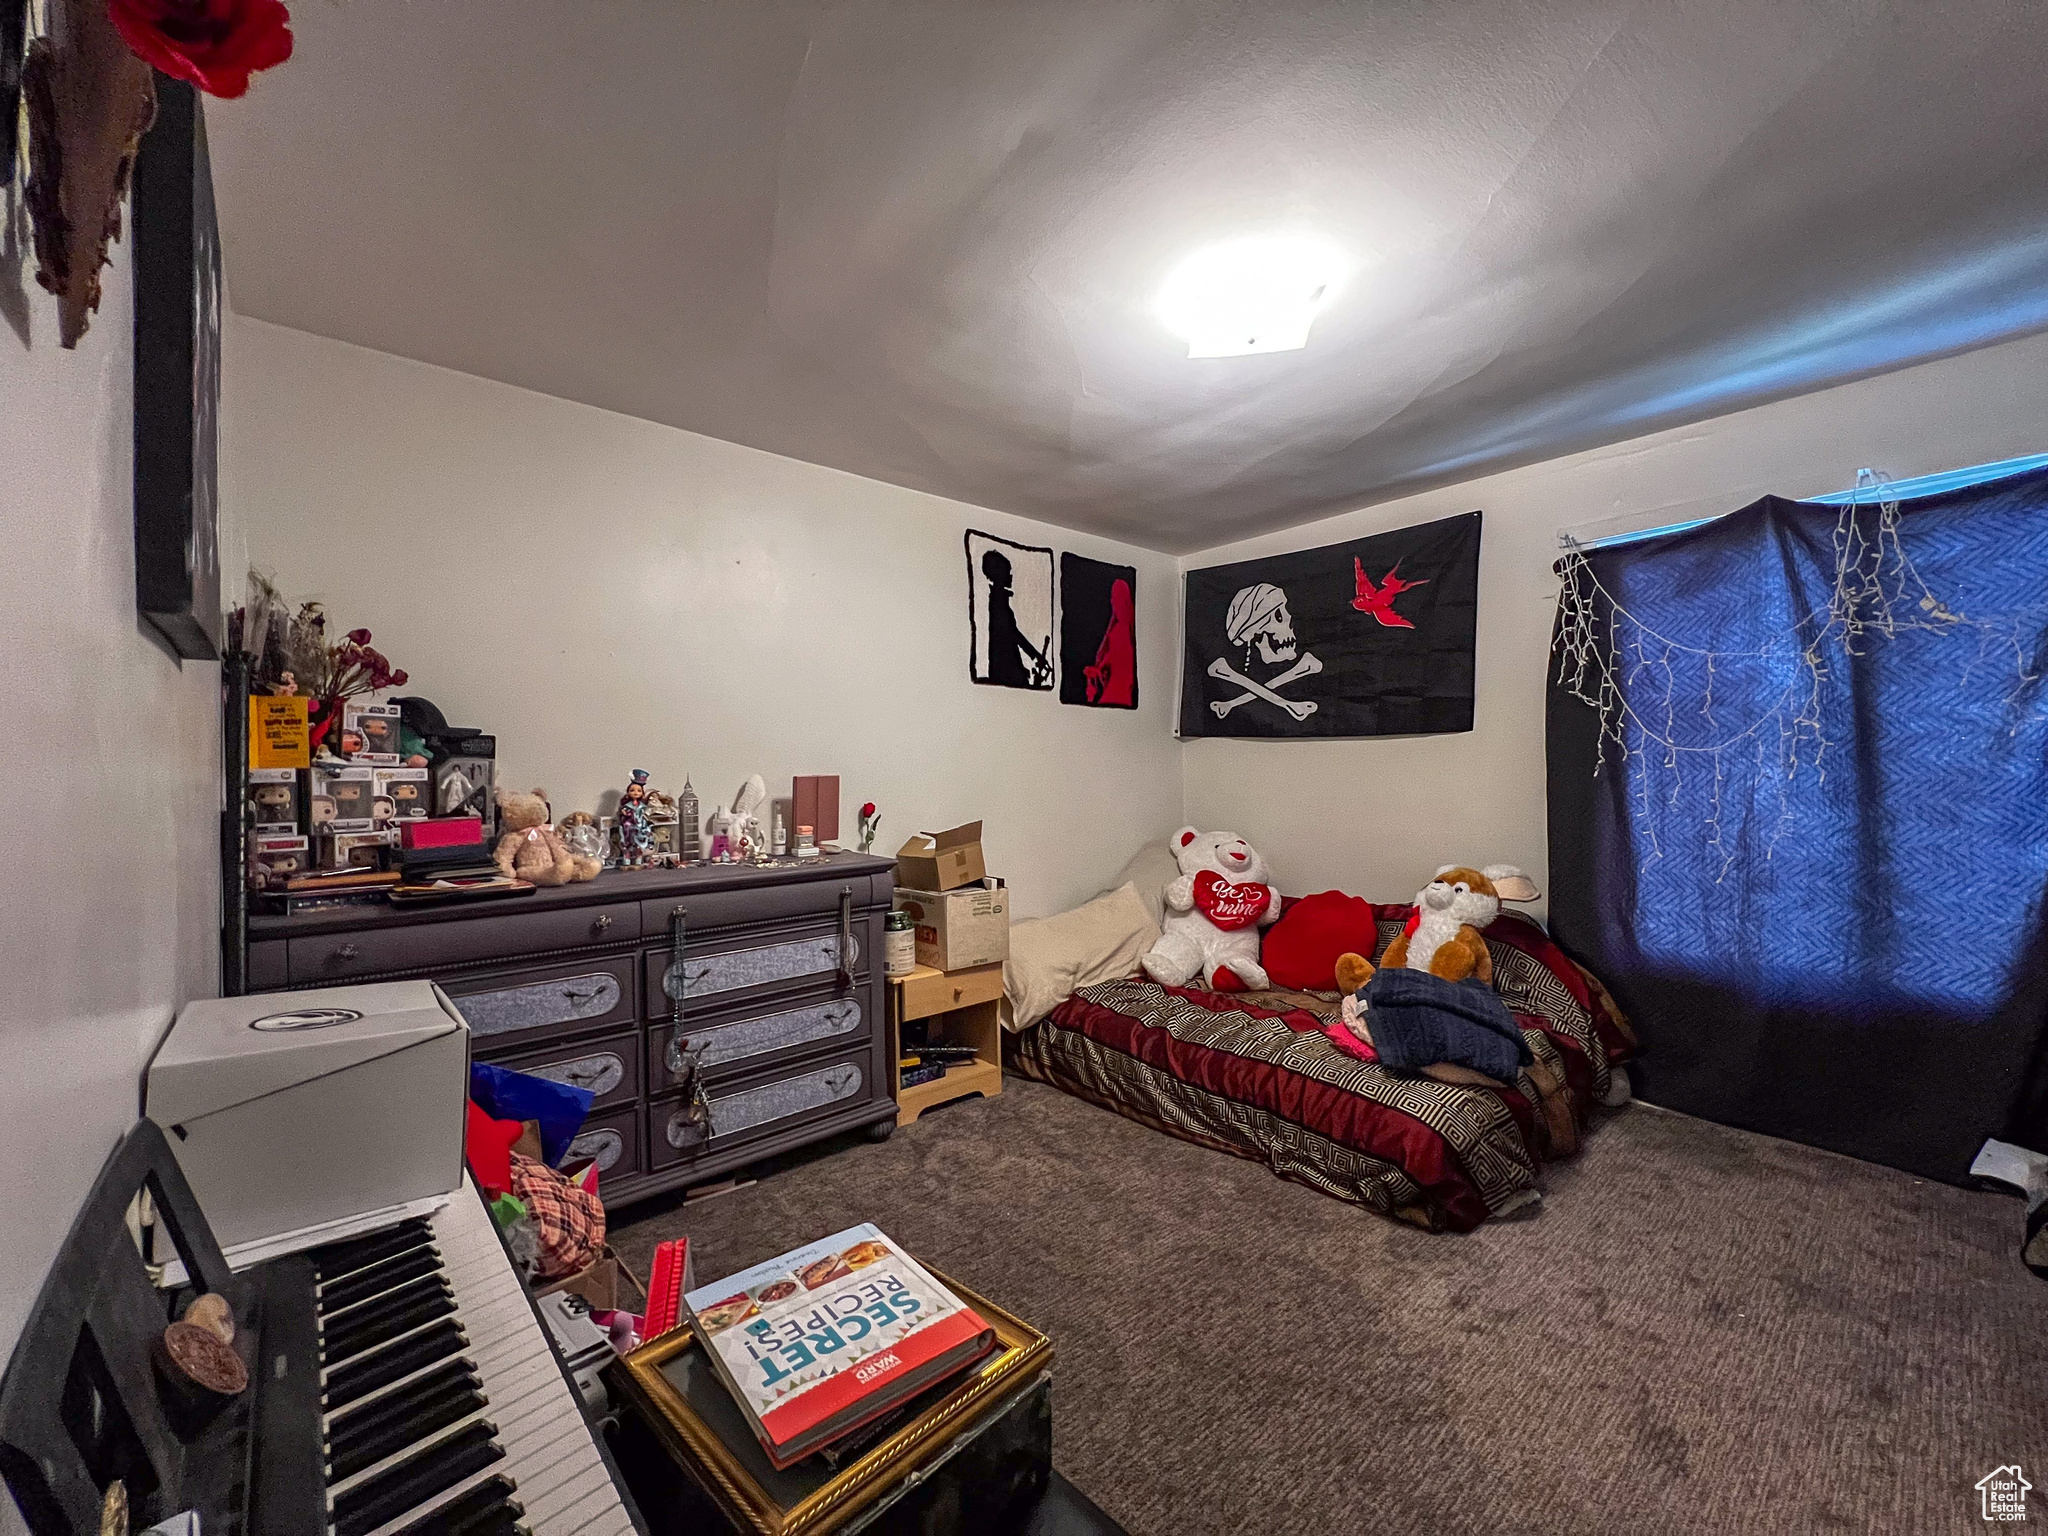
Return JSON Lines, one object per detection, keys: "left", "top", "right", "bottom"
{"left": 562, "top": 986, "right": 601, "bottom": 1004}
{"left": 334, "top": 943, "right": 359, "bottom": 961}
{"left": 593, "top": 914, "right": 613, "bottom": 932}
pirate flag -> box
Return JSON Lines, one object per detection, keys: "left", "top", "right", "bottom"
{"left": 1178, "top": 510, "right": 1480, "bottom": 738}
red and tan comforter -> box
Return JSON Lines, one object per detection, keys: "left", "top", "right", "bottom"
{"left": 1007, "top": 911, "right": 1636, "bottom": 1232}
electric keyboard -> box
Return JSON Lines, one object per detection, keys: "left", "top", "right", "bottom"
{"left": 0, "top": 1122, "right": 645, "bottom": 1536}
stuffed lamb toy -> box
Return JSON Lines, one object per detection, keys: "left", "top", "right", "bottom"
{"left": 1142, "top": 827, "right": 1281, "bottom": 991}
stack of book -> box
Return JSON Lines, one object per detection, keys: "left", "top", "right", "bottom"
{"left": 387, "top": 844, "right": 534, "bottom": 905}
{"left": 276, "top": 867, "right": 401, "bottom": 913}
{"left": 683, "top": 1224, "right": 997, "bottom": 1469}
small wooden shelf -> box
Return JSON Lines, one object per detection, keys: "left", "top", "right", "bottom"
{"left": 888, "top": 962, "right": 1004, "bottom": 1126}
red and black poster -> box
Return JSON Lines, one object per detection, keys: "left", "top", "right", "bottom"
{"left": 1059, "top": 553, "right": 1137, "bottom": 709}
{"left": 1178, "top": 510, "right": 1480, "bottom": 738}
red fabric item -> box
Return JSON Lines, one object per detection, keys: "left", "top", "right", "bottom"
{"left": 1322, "top": 1015, "right": 1379, "bottom": 1063}
{"left": 1209, "top": 965, "right": 1248, "bottom": 992}
{"left": 1046, "top": 984, "right": 1530, "bottom": 1231}
{"left": 1192, "top": 870, "right": 1272, "bottom": 931}
{"left": 465, "top": 1101, "right": 522, "bottom": 1194}
{"left": 1259, "top": 890, "right": 1382, "bottom": 991}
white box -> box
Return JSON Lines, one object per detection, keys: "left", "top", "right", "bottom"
{"left": 144, "top": 981, "right": 469, "bottom": 1250}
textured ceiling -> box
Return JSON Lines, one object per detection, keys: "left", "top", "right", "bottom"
{"left": 207, "top": 1, "right": 2048, "bottom": 553}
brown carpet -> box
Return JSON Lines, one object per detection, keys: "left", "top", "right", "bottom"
{"left": 613, "top": 1079, "right": 2048, "bottom": 1535}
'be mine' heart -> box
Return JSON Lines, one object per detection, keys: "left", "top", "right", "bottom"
{"left": 1193, "top": 870, "right": 1273, "bottom": 931}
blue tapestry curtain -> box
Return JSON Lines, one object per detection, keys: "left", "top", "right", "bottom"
{"left": 1547, "top": 465, "right": 2048, "bottom": 1180}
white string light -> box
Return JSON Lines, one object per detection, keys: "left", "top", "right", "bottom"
{"left": 1554, "top": 472, "right": 2044, "bottom": 879}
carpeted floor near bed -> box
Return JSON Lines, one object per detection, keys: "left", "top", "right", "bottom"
{"left": 612, "top": 1078, "right": 2048, "bottom": 1535}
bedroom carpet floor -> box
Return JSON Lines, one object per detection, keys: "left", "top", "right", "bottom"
{"left": 612, "top": 1078, "right": 2048, "bottom": 1535}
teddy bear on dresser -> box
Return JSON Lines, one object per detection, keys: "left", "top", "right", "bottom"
{"left": 1142, "top": 826, "right": 1281, "bottom": 991}
{"left": 493, "top": 788, "right": 602, "bottom": 886}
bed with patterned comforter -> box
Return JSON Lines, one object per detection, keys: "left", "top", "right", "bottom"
{"left": 1007, "top": 910, "right": 1636, "bottom": 1231}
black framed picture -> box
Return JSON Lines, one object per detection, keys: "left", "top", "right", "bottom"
{"left": 965, "top": 529, "right": 1054, "bottom": 690}
{"left": 1058, "top": 552, "right": 1137, "bottom": 708}
{"left": 132, "top": 75, "right": 221, "bottom": 661}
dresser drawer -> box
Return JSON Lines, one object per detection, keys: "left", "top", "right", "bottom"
{"left": 286, "top": 901, "right": 638, "bottom": 983}
{"left": 644, "top": 919, "right": 867, "bottom": 1019}
{"left": 638, "top": 872, "right": 889, "bottom": 940}
{"left": 482, "top": 1028, "right": 640, "bottom": 1111}
{"left": 649, "top": 989, "right": 869, "bottom": 1093}
{"left": 441, "top": 955, "right": 638, "bottom": 1050}
{"left": 649, "top": 1047, "right": 874, "bottom": 1171}
{"left": 562, "top": 1105, "right": 642, "bottom": 1182}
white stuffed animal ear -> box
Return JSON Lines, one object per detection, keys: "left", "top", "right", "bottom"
{"left": 1483, "top": 865, "right": 1539, "bottom": 902}
{"left": 1173, "top": 826, "right": 1201, "bottom": 852}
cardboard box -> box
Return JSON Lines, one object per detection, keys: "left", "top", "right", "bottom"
{"left": 793, "top": 775, "right": 840, "bottom": 842}
{"left": 894, "top": 821, "right": 986, "bottom": 892}
{"left": 536, "top": 1246, "right": 621, "bottom": 1310}
{"left": 896, "top": 880, "right": 1009, "bottom": 971}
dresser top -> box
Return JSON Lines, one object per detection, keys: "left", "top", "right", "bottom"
{"left": 247, "top": 851, "right": 899, "bottom": 939}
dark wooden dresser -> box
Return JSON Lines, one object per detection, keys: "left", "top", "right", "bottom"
{"left": 246, "top": 853, "right": 898, "bottom": 1210}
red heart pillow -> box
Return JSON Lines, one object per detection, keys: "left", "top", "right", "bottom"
{"left": 1261, "top": 890, "right": 1381, "bottom": 991}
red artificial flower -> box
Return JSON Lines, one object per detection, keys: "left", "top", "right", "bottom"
{"left": 346, "top": 628, "right": 372, "bottom": 645}
{"left": 861, "top": 802, "right": 876, "bottom": 819}
{"left": 106, "top": 0, "right": 294, "bottom": 99}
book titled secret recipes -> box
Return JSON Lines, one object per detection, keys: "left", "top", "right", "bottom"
{"left": 685, "top": 1224, "right": 995, "bottom": 1468}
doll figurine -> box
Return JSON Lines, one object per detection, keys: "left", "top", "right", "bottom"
{"left": 617, "top": 768, "right": 656, "bottom": 870}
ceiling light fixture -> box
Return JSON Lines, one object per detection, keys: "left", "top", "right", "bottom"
{"left": 1156, "top": 233, "right": 1350, "bottom": 358}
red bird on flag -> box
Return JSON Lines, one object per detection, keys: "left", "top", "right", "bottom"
{"left": 1352, "top": 558, "right": 1430, "bottom": 629}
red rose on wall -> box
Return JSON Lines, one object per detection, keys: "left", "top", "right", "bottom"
{"left": 106, "top": 0, "right": 294, "bottom": 99}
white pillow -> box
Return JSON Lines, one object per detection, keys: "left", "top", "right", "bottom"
{"left": 1002, "top": 882, "right": 1160, "bottom": 1031}
{"left": 1097, "top": 840, "right": 1183, "bottom": 929}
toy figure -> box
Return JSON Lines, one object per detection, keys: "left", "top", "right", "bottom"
{"left": 618, "top": 769, "right": 656, "bottom": 870}
{"left": 309, "top": 795, "right": 337, "bottom": 831}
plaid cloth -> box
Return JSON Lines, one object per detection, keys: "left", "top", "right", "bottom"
{"left": 508, "top": 1150, "right": 606, "bottom": 1280}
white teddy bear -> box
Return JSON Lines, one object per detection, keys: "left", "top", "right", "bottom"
{"left": 1142, "top": 827, "right": 1281, "bottom": 991}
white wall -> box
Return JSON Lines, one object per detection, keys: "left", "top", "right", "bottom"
{"left": 0, "top": 248, "right": 221, "bottom": 1367}
{"left": 1181, "top": 329, "right": 2048, "bottom": 913}
{"left": 224, "top": 318, "right": 1183, "bottom": 919}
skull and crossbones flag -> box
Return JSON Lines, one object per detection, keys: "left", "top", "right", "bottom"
{"left": 1178, "top": 510, "right": 1481, "bottom": 738}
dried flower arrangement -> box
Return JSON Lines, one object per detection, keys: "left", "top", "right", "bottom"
{"left": 229, "top": 571, "right": 408, "bottom": 751}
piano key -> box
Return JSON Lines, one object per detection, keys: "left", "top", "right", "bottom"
{"left": 326, "top": 1288, "right": 460, "bottom": 1365}
{"left": 346, "top": 1180, "right": 639, "bottom": 1536}
{"left": 324, "top": 1273, "right": 454, "bottom": 1337}
{"left": 324, "top": 1275, "right": 456, "bottom": 1349}
{"left": 327, "top": 1360, "right": 483, "bottom": 1469}
{"left": 388, "top": 1475, "right": 525, "bottom": 1536}
{"left": 315, "top": 1219, "right": 436, "bottom": 1276}
{"left": 322, "top": 1247, "right": 446, "bottom": 1311}
{"left": 333, "top": 1420, "right": 505, "bottom": 1536}
{"left": 329, "top": 1374, "right": 488, "bottom": 1482}
{"left": 326, "top": 1320, "right": 468, "bottom": 1409}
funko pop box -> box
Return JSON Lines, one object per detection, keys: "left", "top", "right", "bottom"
{"left": 341, "top": 701, "right": 403, "bottom": 764}
{"left": 247, "top": 768, "right": 301, "bottom": 832}
{"left": 309, "top": 763, "right": 377, "bottom": 834}
{"left": 373, "top": 766, "right": 431, "bottom": 821}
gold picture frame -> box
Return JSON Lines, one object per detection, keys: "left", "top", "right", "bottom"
{"left": 612, "top": 1272, "right": 1053, "bottom": 1536}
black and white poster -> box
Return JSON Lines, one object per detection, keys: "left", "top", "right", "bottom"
{"left": 966, "top": 530, "right": 1055, "bottom": 689}
{"left": 1058, "top": 553, "right": 1138, "bottom": 709}
{"left": 1178, "top": 510, "right": 1481, "bottom": 738}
